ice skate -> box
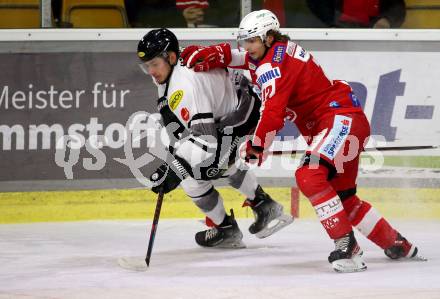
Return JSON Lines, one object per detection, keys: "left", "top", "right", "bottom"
{"left": 384, "top": 233, "right": 427, "bottom": 261}
{"left": 195, "top": 209, "right": 245, "bottom": 249}
{"left": 244, "top": 185, "right": 294, "bottom": 239}
{"left": 328, "top": 231, "right": 367, "bottom": 273}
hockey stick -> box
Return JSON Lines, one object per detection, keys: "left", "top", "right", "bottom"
{"left": 145, "top": 188, "right": 165, "bottom": 267}
{"left": 143, "top": 159, "right": 191, "bottom": 267}
{"left": 117, "top": 189, "right": 165, "bottom": 272}
{"left": 118, "top": 158, "right": 190, "bottom": 271}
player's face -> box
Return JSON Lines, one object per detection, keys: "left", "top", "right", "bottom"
{"left": 141, "top": 56, "right": 172, "bottom": 84}
{"left": 242, "top": 37, "right": 266, "bottom": 60}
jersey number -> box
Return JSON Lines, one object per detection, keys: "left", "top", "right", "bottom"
{"left": 262, "top": 85, "right": 273, "bottom": 102}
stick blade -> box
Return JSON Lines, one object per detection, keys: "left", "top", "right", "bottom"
{"left": 117, "top": 257, "right": 149, "bottom": 272}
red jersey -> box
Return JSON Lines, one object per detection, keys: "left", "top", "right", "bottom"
{"left": 230, "top": 41, "right": 362, "bottom": 148}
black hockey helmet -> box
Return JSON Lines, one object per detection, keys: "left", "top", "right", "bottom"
{"left": 137, "top": 28, "right": 179, "bottom": 62}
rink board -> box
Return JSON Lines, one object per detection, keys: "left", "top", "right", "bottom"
{"left": 1, "top": 187, "right": 439, "bottom": 223}
{"left": 0, "top": 29, "right": 439, "bottom": 192}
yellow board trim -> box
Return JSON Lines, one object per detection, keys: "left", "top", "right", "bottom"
{"left": 0, "top": 187, "right": 439, "bottom": 224}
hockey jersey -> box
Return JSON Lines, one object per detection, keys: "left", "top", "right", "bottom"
{"left": 156, "top": 63, "right": 241, "bottom": 173}
{"left": 230, "top": 41, "right": 363, "bottom": 148}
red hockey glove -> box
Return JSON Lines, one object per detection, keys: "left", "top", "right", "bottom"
{"left": 180, "top": 45, "right": 204, "bottom": 66}
{"left": 181, "top": 43, "right": 232, "bottom": 72}
{"left": 242, "top": 140, "right": 264, "bottom": 166}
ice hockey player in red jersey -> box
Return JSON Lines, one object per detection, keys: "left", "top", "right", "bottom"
{"left": 180, "top": 9, "right": 426, "bottom": 272}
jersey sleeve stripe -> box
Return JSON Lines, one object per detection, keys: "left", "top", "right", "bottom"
{"left": 188, "top": 113, "right": 214, "bottom": 128}
{"left": 190, "top": 118, "right": 215, "bottom": 126}
{"left": 189, "top": 137, "right": 216, "bottom": 151}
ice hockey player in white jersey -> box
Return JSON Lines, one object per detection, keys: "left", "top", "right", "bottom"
{"left": 137, "top": 28, "right": 293, "bottom": 248}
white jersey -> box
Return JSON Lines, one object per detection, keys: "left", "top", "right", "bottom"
{"left": 156, "top": 63, "right": 241, "bottom": 171}
{"left": 157, "top": 63, "right": 238, "bottom": 129}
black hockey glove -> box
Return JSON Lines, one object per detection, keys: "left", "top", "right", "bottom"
{"left": 150, "top": 163, "right": 182, "bottom": 194}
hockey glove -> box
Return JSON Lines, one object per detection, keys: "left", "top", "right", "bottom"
{"left": 181, "top": 43, "right": 232, "bottom": 72}
{"left": 150, "top": 163, "right": 182, "bottom": 194}
{"left": 180, "top": 45, "right": 204, "bottom": 65}
{"left": 242, "top": 140, "right": 264, "bottom": 166}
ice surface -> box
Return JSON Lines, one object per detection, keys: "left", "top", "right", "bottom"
{"left": 0, "top": 219, "right": 439, "bottom": 299}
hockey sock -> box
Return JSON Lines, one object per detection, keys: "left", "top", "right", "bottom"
{"left": 296, "top": 164, "right": 352, "bottom": 239}
{"left": 342, "top": 195, "right": 398, "bottom": 249}
{"left": 228, "top": 168, "right": 258, "bottom": 200}
{"left": 192, "top": 188, "right": 226, "bottom": 225}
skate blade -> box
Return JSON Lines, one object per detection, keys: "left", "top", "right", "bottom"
{"left": 117, "top": 257, "right": 149, "bottom": 272}
{"left": 410, "top": 247, "right": 428, "bottom": 261}
{"left": 410, "top": 255, "right": 428, "bottom": 262}
{"left": 394, "top": 246, "right": 428, "bottom": 262}
{"left": 255, "top": 214, "right": 294, "bottom": 239}
{"left": 332, "top": 255, "right": 367, "bottom": 273}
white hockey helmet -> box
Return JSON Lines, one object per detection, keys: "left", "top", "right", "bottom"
{"left": 237, "top": 9, "right": 280, "bottom": 41}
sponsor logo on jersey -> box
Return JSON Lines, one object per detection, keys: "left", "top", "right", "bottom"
{"left": 350, "top": 93, "right": 361, "bottom": 107}
{"left": 256, "top": 67, "right": 281, "bottom": 87}
{"left": 248, "top": 62, "right": 256, "bottom": 70}
{"left": 286, "top": 41, "right": 295, "bottom": 57}
{"left": 272, "top": 45, "right": 285, "bottom": 63}
{"left": 293, "top": 45, "right": 310, "bottom": 62}
{"left": 256, "top": 64, "right": 281, "bottom": 101}
{"left": 329, "top": 101, "right": 340, "bottom": 108}
{"left": 168, "top": 90, "right": 184, "bottom": 111}
{"left": 206, "top": 167, "right": 220, "bottom": 178}
{"left": 318, "top": 116, "right": 352, "bottom": 160}
{"left": 180, "top": 107, "right": 190, "bottom": 122}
